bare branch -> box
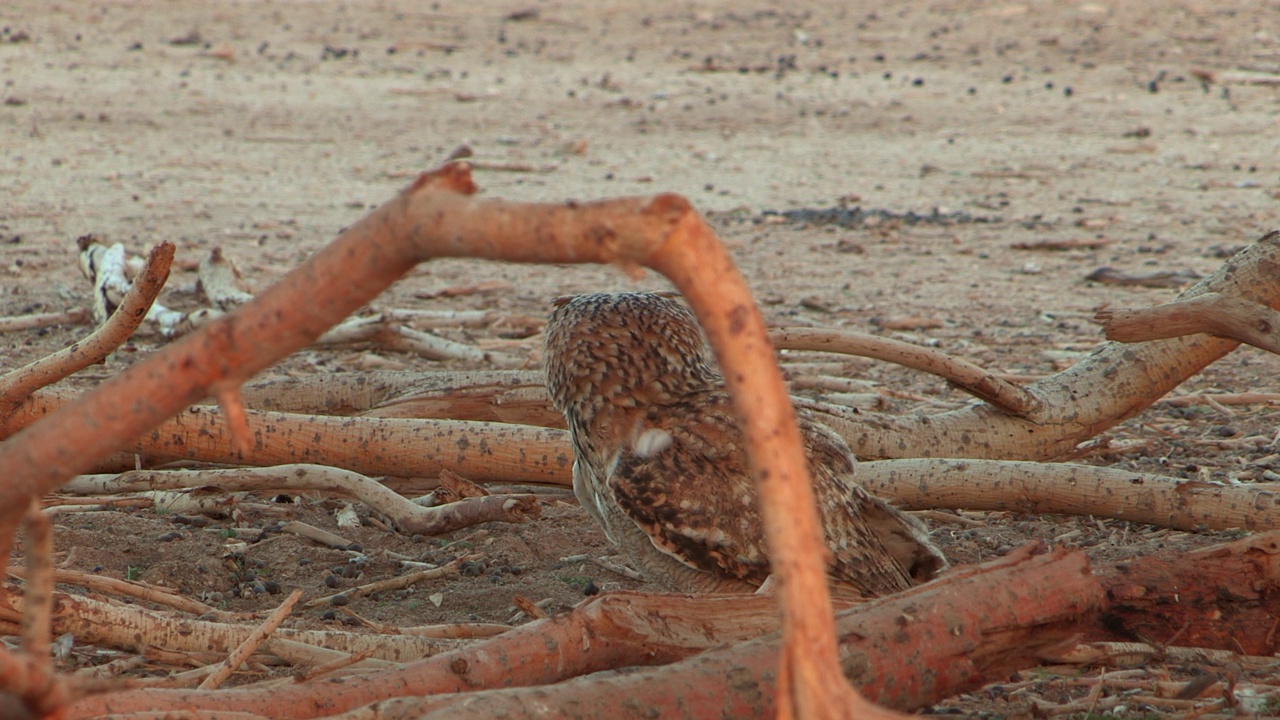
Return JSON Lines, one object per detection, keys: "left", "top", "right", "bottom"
{"left": 200, "top": 589, "right": 303, "bottom": 690}
{"left": 61, "top": 464, "right": 540, "bottom": 535}
{"left": 0, "top": 308, "right": 89, "bottom": 333}
{"left": 1097, "top": 291, "right": 1280, "bottom": 354}
{"left": 770, "top": 327, "right": 1040, "bottom": 416}
{"left": 3, "top": 392, "right": 572, "bottom": 486}
{"left": 0, "top": 242, "right": 174, "bottom": 409}
{"left": 859, "top": 457, "right": 1280, "bottom": 531}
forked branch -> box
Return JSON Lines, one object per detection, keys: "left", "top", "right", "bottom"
{"left": 1097, "top": 291, "right": 1280, "bottom": 353}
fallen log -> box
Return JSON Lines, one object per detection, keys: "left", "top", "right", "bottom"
{"left": 1089, "top": 531, "right": 1280, "bottom": 655}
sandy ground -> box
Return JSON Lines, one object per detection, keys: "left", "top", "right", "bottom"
{"left": 3, "top": 0, "right": 1280, "bottom": 717}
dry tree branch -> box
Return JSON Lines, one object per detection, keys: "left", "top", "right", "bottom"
{"left": 6, "top": 566, "right": 232, "bottom": 620}
{"left": 33, "top": 392, "right": 1280, "bottom": 536}
{"left": 199, "top": 245, "right": 523, "bottom": 365}
{"left": 769, "top": 327, "right": 1040, "bottom": 416}
{"left": 199, "top": 589, "right": 303, "bottom": 690}
{"left": 77, "top": 236, "right": 134, "bottom": 324}
{"left": 1096, "top": 291, "right": 1280, "bottom": 354}
{"left": 301, "top": 560, "right": 463, "bottom": 610}
{"left": 14, "top": 499, "right": 59, "bottom": 719}
{"left": 1, "top": 392, "right": 572, "bottom": 485}
{"left": 0, "top": 162, "right": 856, "bottom": 716}
{"left": 247, "top": 369, "right": 561, "bottom": 425}
{"left": 1161, "top": 392, "right": 1280, "bottom": 407}
{"left": 858, "top": 458, "right": 1280, "bottom": 532}
{"left": 0, "top": 308, "right": 90, "bottom": 333}
{"left": 645, "top": 202, "right": 868, "bottom": 718}
{"left": 60, "top": 465, "right": 540, "bottom": 536}
{"left": 279, "top": 520, "right": 359, "bottom": 550}
{"left": 1086, "top": 531, "right": 1280, "bottom": 655}
{"left": 0, "top": 645, "right": 73, "bottom": 720}
{"left": 0, "top": 242, "right": 174, "bottom": 409}
{"left": 317, "top": 314, "right": 525, "bottom": 367}
{"left": 813, "top": 230, "right": 1280, "bottom": 461}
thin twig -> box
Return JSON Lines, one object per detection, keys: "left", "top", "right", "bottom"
{"left": 199, "top": 588, "right": 303, "bottom": 690}
{"left": 302, "top": 558, "right": 466, "bottom": 610}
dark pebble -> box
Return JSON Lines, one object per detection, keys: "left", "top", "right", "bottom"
{"left": 583, "top": 580, "right": 600, "bottom": 596}
{"left": 156, "top": 531, "right": 182, "bottom": 542}
{"left": 330, "top": 594, "right": 350, "bottom": 606}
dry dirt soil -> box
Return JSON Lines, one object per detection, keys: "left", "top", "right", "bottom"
{"left": 3, "top": 0, "right": 1280, "bottom": 717}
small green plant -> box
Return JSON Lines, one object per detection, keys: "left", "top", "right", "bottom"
{"left": 557, "top": 575, "right": 591, "bottom": 590}
{"left": 125, "top": 565, "right": 145, "bottom": 581}
{"left": 220, "top": 527, "right": 238, "bottom": 539}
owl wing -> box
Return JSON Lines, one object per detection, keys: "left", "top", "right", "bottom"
{"left": 605, "top": 399, "right": 772, "bottom": 585}
{"left": 609, "top": 392, "right": 926, "bottom": 597}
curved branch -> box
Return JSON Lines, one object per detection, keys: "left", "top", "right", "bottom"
{"left": 649, "top": 212, "right": 864, "bottom": 717}
{"left": 0, "top": 242, "right": 174, "bottom": 409}
{"left": 813, "top": 230, "right": 1280, "bottom": 461}
{"left": 769, "top": 327, "right": 1039, "bottom": 416}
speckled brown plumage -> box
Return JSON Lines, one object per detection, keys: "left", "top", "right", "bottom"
{"left": 543, "top": 291, "right": 947, "bottom": 597}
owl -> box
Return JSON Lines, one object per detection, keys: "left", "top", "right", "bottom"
{"left": 543, "top": 292, "right": 946, "bottom": 596}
